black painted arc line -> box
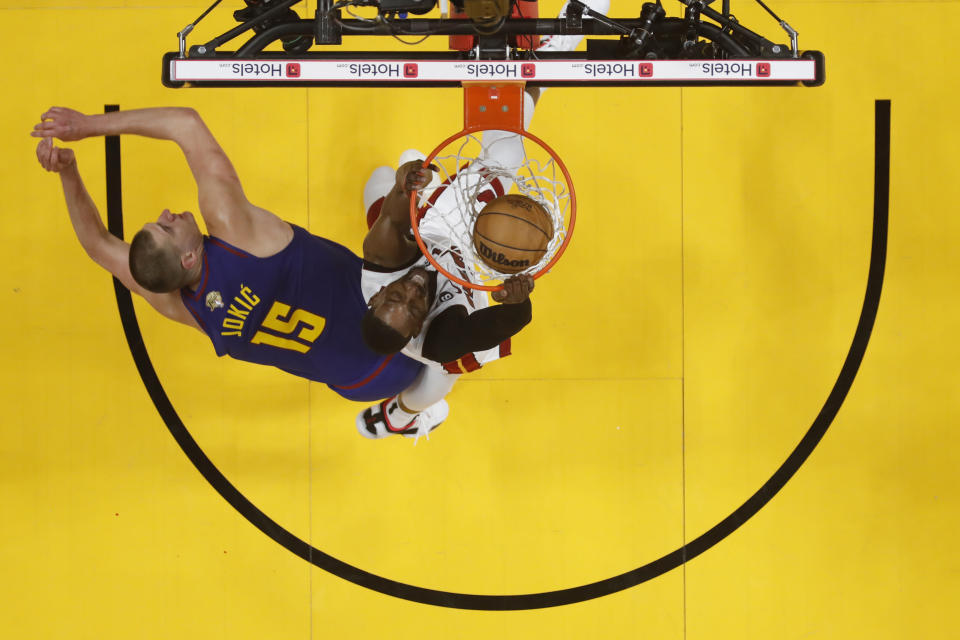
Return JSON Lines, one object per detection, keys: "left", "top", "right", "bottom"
{"left": 106, "top": 100, "right": 889, "bottom": 610}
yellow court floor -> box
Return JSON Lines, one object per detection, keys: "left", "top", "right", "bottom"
{"left": 2, "top": 1, "right": 958, "bottom": 638}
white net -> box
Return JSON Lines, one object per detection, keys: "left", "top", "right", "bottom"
{"left": 414, "top": 129, "right": 573, "bottom": 288}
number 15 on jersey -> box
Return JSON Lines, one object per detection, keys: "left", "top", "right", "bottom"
{"left": 249, "top": 301, "right": 326, "bottom": 354}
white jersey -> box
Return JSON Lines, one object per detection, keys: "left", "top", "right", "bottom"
{"left": 361, "top": 129, "right": 530, "bottom": 373}
{"left": 361, "top": 215, "right": 512, "bottom": 374}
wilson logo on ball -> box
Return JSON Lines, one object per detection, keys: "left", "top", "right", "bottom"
{"left": 476, "top": 242, "right": 532, "bottom": 269}
{"left": 472, "top": 194, "right": 554, "bottom": 274}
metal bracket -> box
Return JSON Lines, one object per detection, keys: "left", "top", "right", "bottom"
{"left": 177, "top": 23, "right": 194, "bottom": 58}
{"left": 315, "top": 0, "right": 343, "bottom": 45}
{"left": 780, "top": 19, "right": 798, "bottom": 57}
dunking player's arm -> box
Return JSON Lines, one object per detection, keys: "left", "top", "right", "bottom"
{"left": 361, "top": 160, "right": 431, "bottom": 268}
{"left": 32, "top": 107, "right": 293, "bottom": 328}
{"left": 420, "top": 278, "right": 532, "bottom": 363}
{"left": 361, "top": 160, "right": 533, "bottom": 363}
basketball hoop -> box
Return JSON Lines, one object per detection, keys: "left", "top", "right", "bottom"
{"left": 409, "top": 82, "right": 576, "bottom": 292}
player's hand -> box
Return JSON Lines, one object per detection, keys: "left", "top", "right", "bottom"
{"left": 35, "top": 137, "right": 76, "bottom": 173}
{"left": 492, "top": 274, "right": 534, "bottom": 304}
{"left": 395, "top": 160, "right": 437, "bottom": 195}
{"left": 30, "top": 107, "right": 91, "bottom": 142}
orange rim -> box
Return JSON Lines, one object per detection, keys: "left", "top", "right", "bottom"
{"left": 409, "top": 127, "right": 576, "bottom": 292}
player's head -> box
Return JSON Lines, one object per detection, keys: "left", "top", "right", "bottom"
{"left": 129, "top": 209, "right": 204, "bottom": 293}
{"left": 362, "top": 267, "right": 435, "bottom": 354}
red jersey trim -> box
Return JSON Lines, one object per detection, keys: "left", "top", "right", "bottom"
{"left": 208, "top": 237, "right": 249, "bottom": 258}
{"left": 332, "top": 354, "right": 395, "bottom": 390}
{"left": 188, "top": 252, "right": 210, "bottom": 302}
{"left": 186, "top": 304, "right": 208, "bottom": 332}
{"left": 442, "top": 360, "right": 463, "bottom": 374}
{"left": 460, "top": 352, "right": 481, "bottom": 372}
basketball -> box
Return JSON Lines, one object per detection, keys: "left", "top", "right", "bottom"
{"left": 472, "top": 194, "right": 554, "bottom": 274}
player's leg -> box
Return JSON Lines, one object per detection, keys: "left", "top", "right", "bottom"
{"left": 476, "top": 0, "right": 611, "bottom": 172}
{"left": 355, "top": 367, "right": 458, "bottom": 442}
{"left": 474, "top": 90, "right": 537, "bottom": 198}
{"left": 401, "top": 2, "right": 613, "bottom": 225}
{"left": 416, "top": 87, "right": 538, "bottom": 228}
{"left": 398, "top": 366, "right": 459, "bottom": 412}
{"left": 363, "top": 165, "right": 395, "bottom": 230}
{"left": 364, "top": 150, "right": 442, "bottom": 229}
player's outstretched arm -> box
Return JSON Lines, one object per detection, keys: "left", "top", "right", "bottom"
{"left": 36, "top": 138, "right": 200, "bottom": 330}
{"left": 421, "top": 275, "right": 534, "bottom": 363}
{"left": 363, "top": 160, "right": 435, "bottom": 268}
{"left": 32, "top": 106, "right": 201, "bottom": 143}
{"left": 31, "top": 106, "right": 291, "bottom": 256}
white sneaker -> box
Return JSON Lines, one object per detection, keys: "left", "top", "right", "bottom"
{"left": 538, "top": 0, "right": 612, "bottom": 52}
{"left": 363, "top": 165, "right": 395, "bottom": 214}
{"left": 356, "top": 397, "right": 449, "bottom": 444}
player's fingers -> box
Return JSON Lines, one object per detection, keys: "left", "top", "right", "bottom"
{"left": 46, "top": 143, "right": 59, "bottom": 170}
{"left": 400, "top": 159, "right": 422, "bottom": 174}
{"left": 49, "top": 144, "right": 67, "bottom": 170}
{"left": 503, "top": 276, "right": 532, "bottom": 299}
{"left": 408, "top": 169, "right": 432, "bottom": 190}
{"left": 492, "top": 287, "right": 506, "bottom": 302}
{"left": 37, "top": 141, "right": 52, "bottom": 170}
{"left": 37, "top": 122, "right": 64, "bottom": 139}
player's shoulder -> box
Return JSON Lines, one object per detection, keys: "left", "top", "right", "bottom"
{"left": 147, "top": 289, "right": 202, "bottom": 331}
{"left": 208, "top": 208, "right": 294, "bottom": 258}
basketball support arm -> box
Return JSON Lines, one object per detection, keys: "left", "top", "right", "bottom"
{"left": 165, "top": 0, "right": 824, "bottom": 87}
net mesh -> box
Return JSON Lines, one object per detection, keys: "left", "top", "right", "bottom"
{"left": 414, "top": 129, "right": 572, "bottom": 288}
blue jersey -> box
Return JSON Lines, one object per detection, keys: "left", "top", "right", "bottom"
{"left": 180, "top": 225, "right": 422, "bottom": 400}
